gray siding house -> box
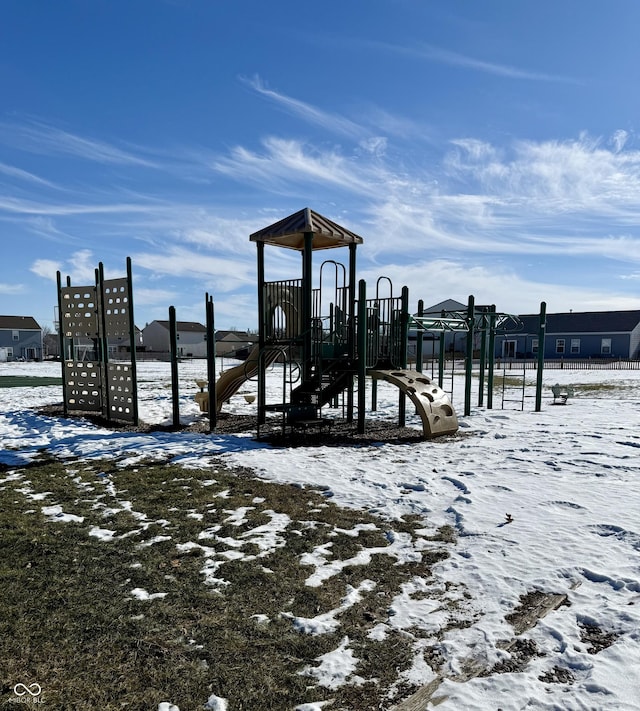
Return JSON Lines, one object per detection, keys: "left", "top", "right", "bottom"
{"left": 0, "top": 315, "right": 43, "bottom": 361}
{"left": 215, "top": 330, "right": 254, "bottom": 357}
{"left": 409, "top": 299, "right": 468, "bottom": 359}
{"left": 142, "top": 320, "right": 208, "bottom": 357}
{"left": 495, "top": 310, "right": 640, "bottom": 360}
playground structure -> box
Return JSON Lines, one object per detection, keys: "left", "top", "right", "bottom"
{"left": 191, "top": 208, "right": 549, "bottom": 437}
{"left": 55, "top": 210, "right": 547, "bottom": 437}
{"left": 193, "top": 208, "right": 460, "bottom": 439}
{"left": 56, "top": 258, "right": 138, "bottom": 425}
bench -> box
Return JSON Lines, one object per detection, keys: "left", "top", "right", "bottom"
{"left": 551, "top": 383, "right": 574, "bottom": 404}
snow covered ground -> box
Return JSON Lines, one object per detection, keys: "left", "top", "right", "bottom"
{"left": 1, "top": 359, "right": 640, "bottom": 710}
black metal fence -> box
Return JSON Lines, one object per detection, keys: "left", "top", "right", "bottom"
{"left": 410, "top": 356, "right": 640, "bottom": 371}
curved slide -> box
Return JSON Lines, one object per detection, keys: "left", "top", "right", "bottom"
{"left": 195, "top": 345, "right": 283, "bottom": 413}
{"left": 368, "top": 369, "right": 458, "bottom": 439}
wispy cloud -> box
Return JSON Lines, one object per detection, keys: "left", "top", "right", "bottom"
{"left": 357, "top": 40, "right": 581, "bottom": 84}
{"left": 133, "top": 246, "right": 255, "bottom": 292}
{"left": 208, "top": 124, "right": 640, "bottom": 270}
{"left": 360, "top": 256, "right": 640, "bottom": 314}
{"left": 31, "top": 250, "right": 112, "bottom": 284}
{"left": 30, "top": 258, "right": 63, "bottom": 281}
{"left": 443, "top": 132, "right": 640, "bottom": 220}
{"left": 0, "top": 119, "right": 160, "bottom": 167}
{"left": 0, "top": 282, "right": 24, "bottom": 294}
{"left": 242, "top": 75, "right": 368, "bottom": 140}
{"left": 242, "top": 75, "right": 429, "bottom": 146}
{"left": 213, "top": 136, "right": 377, "bottom": 196}
{"left": 0, "top": 161, "right": 59, "bottom": 188}
{"left": 0, "top": 196, "right": 156, "bottom": 216}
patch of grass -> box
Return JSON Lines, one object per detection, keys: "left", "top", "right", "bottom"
{"left": 0, "top": 457, "right": 458, "bottom": 710}
{"left": 564, "top": 382, "right": 625, "bottom": 396}
{"left": 0, "top": 376, "right": 62, "bottom": 388}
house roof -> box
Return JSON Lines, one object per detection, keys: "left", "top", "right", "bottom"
{"left": 250, "top": 207, "right": 364, "bottom": 251}
{"left": 517, "top": 310, "right": 640, "bottom": 334}
{"left": 0, "top": 315, "right": 41, "bottom": 330}
{"left": 422, "top": 299, "right": 468, "bottom": 314}
{"left": 215, "top": 330, "right": 251, "bottom": 341}
{"left": 147, "top": 320, "right": 206, "bottom": 332}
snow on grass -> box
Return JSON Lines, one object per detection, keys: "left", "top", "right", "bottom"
{"left": 2, "top": 359, "right": 640, "bottom": 709}
{"left": 41, "top": 504, "right": 84, "bottom": 523}
{"left": 130, "top": 588, "right": 169, "bottom": 601}
{"left": 300, "top": 636, "right": 365, "bottom": 689}
{"left": 283, "top": 580, "right": 376, "bottom": 635}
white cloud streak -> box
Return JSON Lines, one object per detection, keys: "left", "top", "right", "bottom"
{"left": 0, "top": 119, "right": 160, "bottom": 167}
{"left": 0, "top": 282, "right": 25, "bottom": 294}
{"left": 243, "top": 75, "right": 368, "bottom": 140}
{"left": 0, "top": 161, "right": 59, "bottom": 188}
{"left": 356, "top": 40, "right": 581, "bottom": 84}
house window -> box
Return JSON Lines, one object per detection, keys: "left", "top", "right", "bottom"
{"left": 531, "top": 338, "right": 539, "bottom": 353}
{"left": 502, "top": 340, "right": 516, "bottom": 358}
{"left": 601, "top": 338, "right": 612, "bottom": 355}
{"left": 556, "top": 339, "right": 565, "bottom": 354}
{"left": 12, "top": 330, "right": 19, "bottom": 341}
{"left": 571, "top": 339, "right": 580, "bottom": 354}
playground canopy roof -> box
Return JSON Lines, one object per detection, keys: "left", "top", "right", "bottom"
{"left": 250, "top": 208, "right": 364, "bottom": 251}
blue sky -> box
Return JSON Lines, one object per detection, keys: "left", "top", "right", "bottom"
{"left": 2, "top": 0, "right": 640, "bottom": 332}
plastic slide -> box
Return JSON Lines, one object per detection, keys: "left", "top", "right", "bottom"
{"left": 214, "top": 344, "right": 262, "bottom": 411}
{"left": 195, "top": 345, "right": 284, "bottom": 413}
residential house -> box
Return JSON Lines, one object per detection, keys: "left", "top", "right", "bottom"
{"left": 110, "top": 326, "right": 144, "bottom": 357}
{"left": 495, "top": 310, "right": 640, "bottom": 360}
{"left": 215, "top": 330, "right": 255, "bottom": 358}
{"left": 141, "top": 320, "right": 208, "bottom": 358}
{"left": 0, "top": 315, "right": 43, "bottom": 361}
{"left": 409, "top": 299, "right": 468, "bottom": 360}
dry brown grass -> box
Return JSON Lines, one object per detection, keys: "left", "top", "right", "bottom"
{"left": 0, "top": 456, "right": 456, "bottom": 710}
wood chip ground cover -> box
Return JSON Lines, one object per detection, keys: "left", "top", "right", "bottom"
{"left": 0, "top": 456, "right": 462, "bottom": 710}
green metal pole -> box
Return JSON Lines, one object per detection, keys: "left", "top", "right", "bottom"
{"left": 206, "top": 293, "right": 216, "bottom": 432}
{"left": 487, "top": 305, "right": 496, "bottom": 410}
{"left": 257, "top": 242, "right": 266, "bottom": 427}
{"left": 346, "top": 243, "right": 357, "bottom": 423}
{"left": 302, "top": 232, "right": 314, "bottom": 384}
{"left": 169, "top": 305, "right": 180, "bottom": 428}
{"left": 56, "top": 270, "right": 67, "bottom": 417}
{"left": 478, "top": 311, "right": 487, "bottom": 408}
{"left": 126, "top": 257, "right": 139, "bottom": 426}
{"left": 398, "top": 285, "right": 409, "bottom": 427}
{"left": 416, "top": 299, "right": 424, "bottom": 374}
{"left": 357, "top": 279, "right": 367, "bottom": 434}
{"left": 464, "top": 295, "right": 475, "bottom": 417}
{"left": 97, "top": 263, "right": 111, "bottom": 421}
{"left": 438, "top": 330, "right": 445, "bottom": 388}
{"left": 535, "top": 301, "right": 547, "bottom": 412}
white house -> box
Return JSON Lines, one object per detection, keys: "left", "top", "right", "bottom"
{"left": 142, "top": 320, "right": 207, "bottom": 357}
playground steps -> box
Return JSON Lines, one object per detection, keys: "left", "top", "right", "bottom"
{"left": 291, "top": 361, "right": 355, "bottom": 409}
